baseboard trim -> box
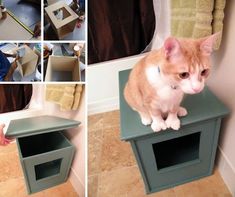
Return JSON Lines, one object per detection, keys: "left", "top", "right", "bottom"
{"left": 88, "top": 97, "right": 119, "bottom": 115}
{"left": 217, "top": 146, "right": 235, "bottom": 195}
{"left": 69, "top": 168, "right": 85, "bottom": 197}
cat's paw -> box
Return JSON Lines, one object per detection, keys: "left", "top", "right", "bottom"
{"left": 178, "top": 107, "right": 188, "bottom": 117}
{"left": 151, "top": 120, "right": 167, "bottom": 132}
{"left": 141, "top": 116, "right": 152, "bottom": 126}
{"left": 165, "top": 117, "right": 180, "bottom": 130}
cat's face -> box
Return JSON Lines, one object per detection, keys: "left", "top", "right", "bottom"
{"left": 161, "top": 33, "right": 219, "bottom": 94}
{"left": 176, "top": 62, "right": 210, "bottom": 94}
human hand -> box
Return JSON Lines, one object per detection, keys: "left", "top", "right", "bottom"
{"left": 33, "top": 22, "right": 41, "bottom": 38}
{"left": 15, "top": 54, "right": 20, "bottom": 61}
{"left": 0, "top": 124, "right": 11, "bottom": 146}
{"left": 7, "top": 53, "right": 18, "bottom": 59}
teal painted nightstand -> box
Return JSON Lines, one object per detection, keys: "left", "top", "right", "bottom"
{"left": 6, "top": 115, "right": 80, "bottom": 194}
{"left": 119, "top": 70, "right": 229, "bottom": 194}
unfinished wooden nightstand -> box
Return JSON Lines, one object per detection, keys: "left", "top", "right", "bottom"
{"left": 45, "top": 2, "right": 79, "bottom": 40}
{"left": 16, "top": 45, "right": 38, "bottom": 77}
{"left": 45, "top": 55, "right": 80, "bottom": 81}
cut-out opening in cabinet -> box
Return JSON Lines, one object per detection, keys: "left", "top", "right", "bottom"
{"left": 53, "top": 7, "right": 70, "bottom": 21}
{"left": 18, "top": 132, "right": 71, "bottom": 158}
{"left": 35, "top": 158, "right": 62, "bottom": 180}
{"left": 153, "top": 132, "right": 201, "bottom": 170}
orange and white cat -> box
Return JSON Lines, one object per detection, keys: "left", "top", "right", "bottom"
{"left": 124, "top": 33, "right": 219, "bottom": 132}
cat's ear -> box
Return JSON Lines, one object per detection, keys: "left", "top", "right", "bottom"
{"left": 200, "top": 32, "right": 221, "bottom": 56}
{"left": 164, "top": 37, "right": 182, "bottom": 61}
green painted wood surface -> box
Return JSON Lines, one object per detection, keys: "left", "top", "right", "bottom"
{"left": 4, "top": 115, "right": 79, "bottom": 194}
{"left": 6, "top": 115, "right": 80, "bottom": 138}
{"left": 119, "top": 70, "right": 229, "bottom": 141}
{"left": 132, "top": 119, "right": 220, "bottom": 193}
{"left": 17, "top": 132, "right": 75, "bottom": 194}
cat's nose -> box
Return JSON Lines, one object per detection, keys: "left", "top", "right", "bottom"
{"left": 192, "top": 87, "right": 201, "bottom": 93}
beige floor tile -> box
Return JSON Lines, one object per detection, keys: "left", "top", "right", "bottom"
{"left": 174, "top": 181, "right": 201, "bottom": 197}
{"left": 0, "top": 142, "right": 18, "bottom": 154}
{"left": 99, "top": 126, "right": 136, "bottom": 172}
{"left": 148, "top": 189, "right": 176, "bottom": 197}
{"left": 98, "top": 166, "right": 142, "bottom": 197}
{"left": 97, "top": 166, "right": 175, "bottom": 197}
{"left": 102, "top": 110, "right": 120, "bottom": 129}
{"left": 195, "top": 170, "right": 232, "bottom": 197}
{"left": 0, "top": 151, "right": 23, "bottom": 182}
{"left": 88, "top": 129, "right": 103, "bottom": 175}
{"left": 0, "top": 176, "right": 78, "bottom": 197}
{"left": 88, "top": 175, "right": 98, "bottom": 197}
{"left": 0, "top": 177, "right": 44, "bottom": 197}
{"left": 173, "top": 170, "right": 232, "bottom": 197}
{"left": 88, "top": 113, "right": 103, "bottom": 132}
{"left": 44, "top": 181, "right": 79, "bottom": 197}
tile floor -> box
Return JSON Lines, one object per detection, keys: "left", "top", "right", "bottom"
{"left": 88, "top": 110, "right": 232, "bottom": 197}
{"left": 0, "top": 143, "right": 78, "bottom": 197}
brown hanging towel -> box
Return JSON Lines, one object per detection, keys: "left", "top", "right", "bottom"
{"left": 0, "top": 84, "right": 33, "bottom": 113}
{"left": 88, "top": 0, "right": 156, "bottom": 64}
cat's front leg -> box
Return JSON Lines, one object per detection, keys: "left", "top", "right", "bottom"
{"left": 165, "top": 111, "right": 180, "bottom": 130}
{"left": 138, "top": 111, "right": 152, "bottom": 126}
{"left": 178, "top": 106, "right": 188, "bottom": 117}
{"left": 150, "top": 110, "right": 167, "bottom": 132}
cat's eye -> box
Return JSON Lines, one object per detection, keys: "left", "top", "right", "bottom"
{"left": 179, "top": 72, "right": 189, "bottom": 79}
{"left": 201, "top": 69, "right": 209, "bottom": 77}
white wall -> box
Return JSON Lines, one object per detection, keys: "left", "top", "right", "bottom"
{"left": 87, "top": 54, "right": 145, "bottom": 114}
{"left": 43, "top": 85, "right": 86, "bottom": 197}
{"left": 207, "top": 1, "right": 235, "bottom": 195}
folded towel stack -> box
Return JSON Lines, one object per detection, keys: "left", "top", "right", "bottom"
{"left": 46, "top": 84, "right": 83, "bottom": 111}
{"left": 171, "top": 0, "right": 226, "bottom": 49}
